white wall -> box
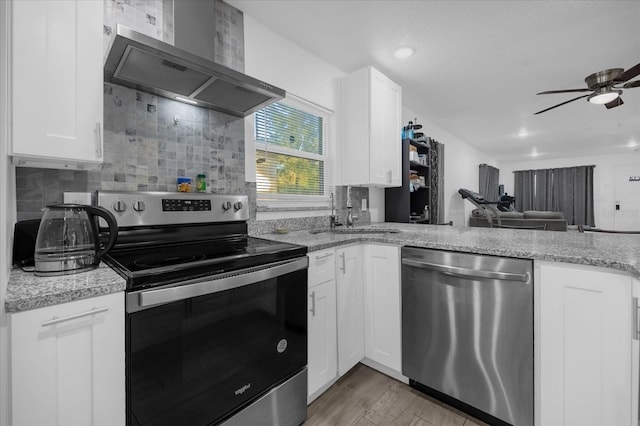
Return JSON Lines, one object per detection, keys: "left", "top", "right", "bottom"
{"left": 501, "top": 150, "right": 640, "bottom": 229}
{"left": 240, "top": 14, "right": 346, "bottom": 185}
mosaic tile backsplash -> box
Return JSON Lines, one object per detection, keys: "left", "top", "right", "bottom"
{"left": 213, "top": 0, "right": 245, "bottom": 71}
{"left": 103, "top": 0, "right": 171, "bottom": 54}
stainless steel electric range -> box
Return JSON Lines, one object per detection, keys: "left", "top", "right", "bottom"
{"left": 97, "top": 191, "right": 308, "bottom": 426}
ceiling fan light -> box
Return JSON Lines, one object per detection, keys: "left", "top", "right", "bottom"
{"left": 587, "top": 90, "right": 621, "bottom": 105}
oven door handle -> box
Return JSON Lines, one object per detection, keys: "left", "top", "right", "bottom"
{"left": 136, "top": 257, "right": 309, "bottom": 309}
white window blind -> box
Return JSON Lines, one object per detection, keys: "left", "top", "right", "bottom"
{"left": 254, "top": 98, "right": 331, "bottom": 206}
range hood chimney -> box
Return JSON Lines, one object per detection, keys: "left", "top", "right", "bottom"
{"left": 104, "top": 1, "right": 284, "bottom": 117}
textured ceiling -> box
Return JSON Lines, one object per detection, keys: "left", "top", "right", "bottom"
{"left": 228, "top": 0, "right": 640, "bottom": 163}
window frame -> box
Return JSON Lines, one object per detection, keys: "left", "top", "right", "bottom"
{"left": 253, "top": 95, "right": 332, "bottom": 209}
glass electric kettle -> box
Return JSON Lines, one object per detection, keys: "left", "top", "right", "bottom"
{"left": 34, "top": 204, "right": 118, "bottom": 276}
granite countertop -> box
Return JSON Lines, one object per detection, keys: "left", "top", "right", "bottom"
{"left": 6, "top": 223, "right": 639, "bottom": 313}
{"left": 5, "top": 263, "right": 126, "bottom": 313}
{"left": 254, "top": 223, "right": 640, "bottom": 280}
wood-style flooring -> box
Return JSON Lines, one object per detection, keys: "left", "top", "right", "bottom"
{"left": 305, "top": 363, "right": 489, "bottom": 426}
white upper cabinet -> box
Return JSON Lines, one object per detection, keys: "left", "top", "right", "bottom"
{"left": 10, "top": 0, "right": 104, "bottom": 169}
{"left": 340, "top": 66, "right": 402, "bottom": 187}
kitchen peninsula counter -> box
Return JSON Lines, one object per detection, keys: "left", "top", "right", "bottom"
{"left": 255, "top": 223, "right": 640, "bottom": 280}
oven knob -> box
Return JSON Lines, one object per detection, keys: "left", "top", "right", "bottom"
{"left": 113, "top": 200, "right": 127, "bottom": 213}
{"left": 234, "top": 201, "right": 243, "bottom": 211}
{"left": 222, "top": 201, "right": 232, "bottom": 211}
{"left": 133, "top": 201, "right": 146, "bottom": 212}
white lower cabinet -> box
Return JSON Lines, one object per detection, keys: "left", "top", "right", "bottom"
{"left": 335, "top": 244, "right": 365, "bottom": 376}
{"left": 307, "top": 250, "right": 338, "bottom": 402}
{"left": 11, "top": 292, "right": 125, "bottom": 426}
{"left": 536, "top": 261, "right": 639, "bottom": 426}
{"left": 362, "top": 244, "right": 401, "bottom": 371}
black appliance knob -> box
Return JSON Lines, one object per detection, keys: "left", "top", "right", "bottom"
{"left": 234, "top": 201, "right": 243, "bottom": 211}
{"left": 222, "top": 201, "right": 232, "bottom": 211}
{"left": 133, "top": 201, "right": 146, "bottom": 212}
{"left": 113, "top": 200, "right": 127, "bottom": 213}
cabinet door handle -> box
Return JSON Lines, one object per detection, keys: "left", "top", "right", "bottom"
{"left": 309, "top": 291, "right": 316, "bottom": 317}
{"left": 41, "top": 306, "right": 109, "bottom": 327}
{"left": 95, "top": 122, "right": 102, "bottom": 159}
{"left": 340, "top": 252, "right": 346, "bottom": 273}
{"left": 634, "top": 297, "right": 640, "bottom": 341}
{"left": 315, "top": 252, "right": 333, "bottom": 261}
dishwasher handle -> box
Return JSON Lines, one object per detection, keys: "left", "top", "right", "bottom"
{"left": 402, "top": 258, "right": 530, "bottom": 283}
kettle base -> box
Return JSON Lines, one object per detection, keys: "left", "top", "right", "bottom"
{"left": 34, "top": 257, "right": 98, "bottom": 277}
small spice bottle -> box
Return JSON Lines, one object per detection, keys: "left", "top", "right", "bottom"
{"left": 177, "top": 177, "right": 192, "bottom": 192}
{"left": 196, "top": 174, "right": 207, "bottom": 193}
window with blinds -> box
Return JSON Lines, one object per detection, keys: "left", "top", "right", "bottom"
{"left": 254, "top": 100, "right": 331, "bottom": 202}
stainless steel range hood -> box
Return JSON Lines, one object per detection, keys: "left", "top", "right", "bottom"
{"left": 104, "top": 24, "right": 285, "bottom": 117}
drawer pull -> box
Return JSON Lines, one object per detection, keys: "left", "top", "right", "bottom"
{"left": 315, "top": 252, "right": 333, "bottom": 260}
{"left": 41, "top": 306, "right": 109, "bottom": 327}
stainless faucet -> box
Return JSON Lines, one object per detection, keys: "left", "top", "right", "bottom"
{"left": 346, "top": 186, "right": 359, "bottom": 228}
{"left": 346, "top": 207, "right": 354, "bottom": 228}
{"left": 330, "top": 193, "right": 339, "bottom": 229}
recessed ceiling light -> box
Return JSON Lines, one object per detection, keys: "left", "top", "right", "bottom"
{"left": 394, "top": 46, "right": 415, "bottom": 59}
{"left": 628, "top": 141, "right": 638, "bottom": 148}
{"left": 518, "top": 129, "right": 529, "bottom": 138}
{"left": 530, "top": 150, "right": 540, "bottom": 157}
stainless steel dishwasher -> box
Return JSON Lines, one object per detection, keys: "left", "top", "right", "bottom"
{"left": 401, "top": 247, "right": 533, "bottom": 426}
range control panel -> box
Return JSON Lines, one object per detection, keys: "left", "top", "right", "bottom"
{"left": 161, "top": 199, "right": 212, "bottom": 212}
{"left": 97, "top": 191, "right": 249, "bottom": 228}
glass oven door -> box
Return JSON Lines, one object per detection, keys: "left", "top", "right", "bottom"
{"left": 125, "top": 258, "right": 308, "bottom": 426}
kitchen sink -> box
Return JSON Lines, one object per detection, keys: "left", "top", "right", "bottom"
{"left": 309, "top": 227, "right": 400, "bottom": 234}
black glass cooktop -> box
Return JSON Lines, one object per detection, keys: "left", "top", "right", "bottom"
{"left": 104, "top": 236, "right": 307, "bottom": 290}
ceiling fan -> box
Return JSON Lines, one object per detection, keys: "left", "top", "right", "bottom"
{"left": 534, "top": 62, "right": 640, "bottom": 115}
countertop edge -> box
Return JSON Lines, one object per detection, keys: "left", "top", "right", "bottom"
{"left": 5, "top": 264, "right": 126, "bottom": 314}
{"left": 259, "top": 225, "right": 640, "bottom": 281}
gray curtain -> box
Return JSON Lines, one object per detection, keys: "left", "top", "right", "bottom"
{"left": 479, "top": 164, "right": 499, "bottom": 201}
{"left": 429, "top": 139, "right": 445, "bottom": 223}
{"left": 513, "top": 165, "right": 595, "bottom": 225}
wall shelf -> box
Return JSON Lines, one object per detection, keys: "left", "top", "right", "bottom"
{"left": 385, "top": 138, "right": 432, "bottom": 223}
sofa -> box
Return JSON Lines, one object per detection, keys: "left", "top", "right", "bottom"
{"left": 459, "top": 188, "right": 568, "bottom": 231}
{"left": 468, "top": 208, "right": 568, "bottom": 231}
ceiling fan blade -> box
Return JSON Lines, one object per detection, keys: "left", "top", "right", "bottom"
{"left": 534, "top": 94, "right": 590, "bottom": 115}
{"left": 605, "top": 97, "right": 624, "bottom": 109}
{"left": 536, "top": 88, "right": 591, "bottom": 95}
{"left": 614, "top": 62, "right": 640, "bottom": 83}
{"left": 623, "top": 80, "right": 640, "bottom": 89}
